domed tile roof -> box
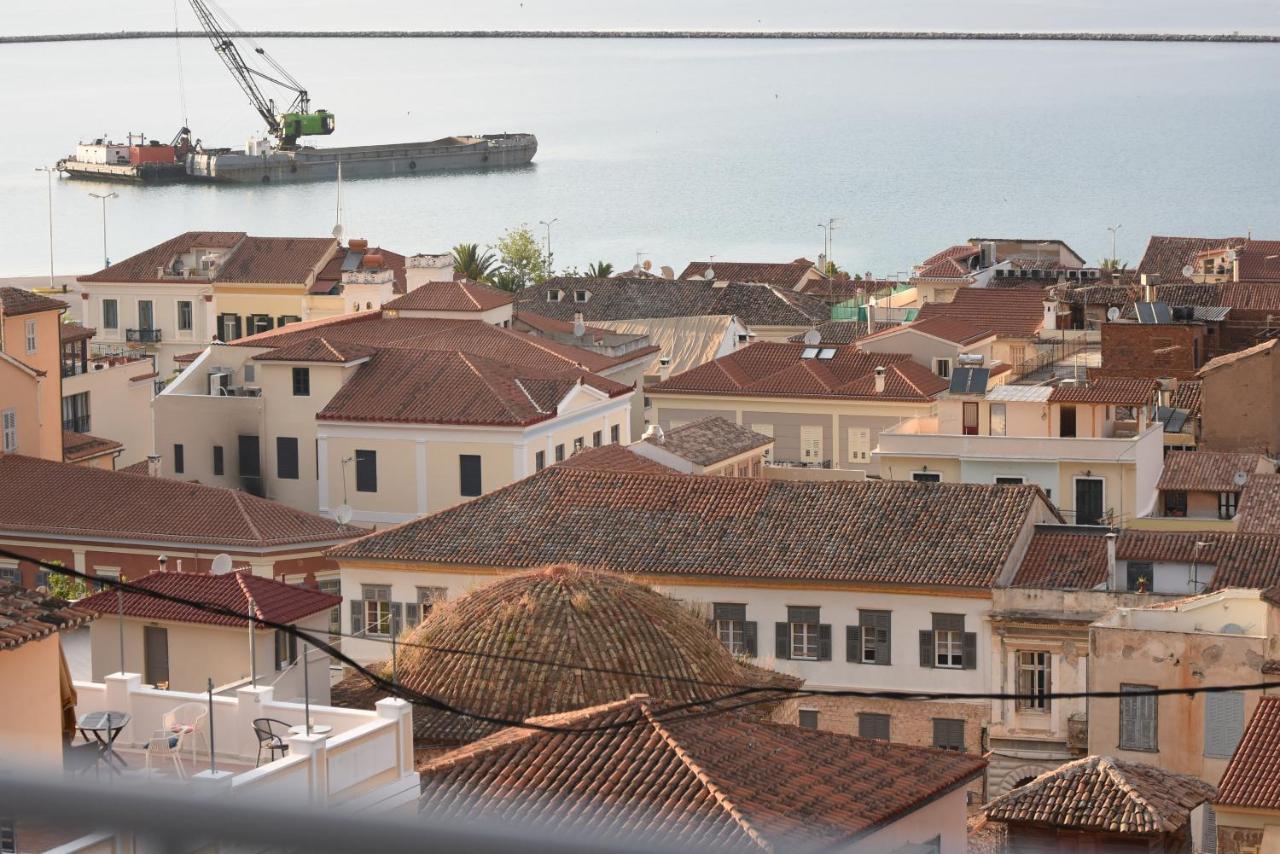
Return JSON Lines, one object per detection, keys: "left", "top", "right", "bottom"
{"left": 333, "top": 564, "right": 800, "bottom": 745}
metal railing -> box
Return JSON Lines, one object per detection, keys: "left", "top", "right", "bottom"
{"left": 125, "top": 328, "right": 163, "bottom": 343}
{"left": 63, "top": 415, "right": 91, "bottom": 434}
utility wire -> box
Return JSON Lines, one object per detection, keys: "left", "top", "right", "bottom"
{"left": 7, "top": 546, "right": 1280, "bottom": 715}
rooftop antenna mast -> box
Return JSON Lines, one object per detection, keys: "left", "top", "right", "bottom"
{"left": 332, "top": 161, "right": 344, "bottom": 241}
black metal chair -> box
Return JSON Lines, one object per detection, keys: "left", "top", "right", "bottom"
{"left": 63, "top": 740, "right": 104, "bottom": 777}
{"left": 251, "top": 718, "right": 291, "bottom": 767}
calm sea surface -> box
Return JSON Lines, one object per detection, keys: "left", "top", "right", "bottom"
{"left": 1, "top": 37, "right": 1278, "bottom": 277}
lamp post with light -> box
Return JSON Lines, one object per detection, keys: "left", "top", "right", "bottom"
{"left": 34, "top": 166, "right": 56, "bottom": 288}
{"left": 89, "top": 191, "right": 118, "bottom": 268}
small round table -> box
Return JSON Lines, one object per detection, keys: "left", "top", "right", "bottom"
{"left": 77, "top": 710, "right": 132, "bottom": 773}
{"left": 288, "top": 723, "right": 332, "bottom": 737}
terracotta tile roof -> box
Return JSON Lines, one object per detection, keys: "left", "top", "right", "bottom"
{"left": 647, "top": 342, "right": 948, "bottom": 402}
{"left": 312, "top": 244, "right": 406, "bottom": 295}
{"left": 118, "top": 460, "right": 150, "bottom": 475}
{"left": 1198, "top": 339, "right": 1276, "bottom": 376}
{"left": 77, "top": 570, "right": 340, "bottom": 629}
{"left": 786, "top": 320, "right": 896, "bottom": 344}
{"left": 329, "top": 467, "right": 1055, "bottom": 588}
{"left": 1172, "top": 380, "right": 1201, "bottom": 418}
{"left": 330, "top": 566, "right": 800, "bottom": 745}
{"left": 383, "top": 279, "right": 513, "bottom": 313}
{"left": 61, "top": 430, "right": 122, "bottom": 463}
{"left": 418, "top": 694, "right": 985, "bottom": 850}
{"left": 1216, "top": 696, "right": 1280, "bottom": 810}
{"left": 1217, "top": 282, "right": 1280, "bottom": 311}
{"left": 1137, "top": 235, "right": 1245, "bottom": 284}
{"left": 1236, "top": 474, "right": 1280, "bottom": 534}
{"left": 316, "top": 349, "right": 630, "bottom": 427}
{"left": 1012, "top": 525, "right": 1111, "bottom": 590}
{"left": 1232, "top": 240, "right": 1280, "bottom": 282}
{"left": 59, "top": 321, "right": 96, "bottom": 343}
{"left": 646, "top": 416, "right": 772, "bottom": 466}
{"left": 861, "top": 315, "right": 994, "bottom": 346}
{"left": 677, "top": 259, "right": 824, "bottom": 289}
{"left": 521, "top": 277, "right": 828, "bottom": 328}
{"left": 0, "top": 582, "right": 97, "bottom": 651}
{"left": 77, "top": 231, "right": 246, "bottom": 283}
{"left": 233, "top": 313, "right": 642, "bottom": 375}
{"left": 796, "top": 277, "right": 898, "bottom": 302}
{"left": 557, "top": 443, "right": 681, "bottom": 475}
{"left": 0, "top": 287, "right": 66, "bottom": 317}
{"left": 1209, "top": 533, "right": 1280, "bottom": 589}
{"left": 1118, "top": 530, "right": 1229, "bottom": 565}
{"left": 985, "top": 756, "right": 1214, "bottom": 835}
{"left": 915, "top": 244, "right": 980, "bottom": 279}
{"left": 915, "top": 288, "right": 1046, "bottom": 338}
{"left": 1157, "top": 451, "right": 1271, "bottom": 493}
{"left": 1048, "top": 377, "right": 1156, "bottom": 405}
{"left": 249, "top": 336, "right": 377, "bottom": 363}
{"left": 0, "top": 454, "right": 360, "bottom": 549}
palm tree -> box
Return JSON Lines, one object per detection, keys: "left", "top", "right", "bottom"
{"left": 452, "top": 243, "right": 498, "bottom": 283}
{"left": 586, "top": 261, "right": 614, "bottom": 278}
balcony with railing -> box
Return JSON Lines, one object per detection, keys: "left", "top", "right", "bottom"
{"left": 877, "top": 417, "right": 1163, "bottom": 464}
{"left": 125, "top": 328, "right": 163, "bottom": 344}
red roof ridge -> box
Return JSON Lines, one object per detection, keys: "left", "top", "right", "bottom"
{"left": 229, "top": 491, "right": 265, "bottom": 542}
{"left": 638, "top": 702, "right": 769, "bottom": 849}
{"left": 458, "top": 351, "right": 530, "bottom": 421}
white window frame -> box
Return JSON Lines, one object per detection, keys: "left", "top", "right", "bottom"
{"left": 362, "top": 586, "right": 392, "bottom": 637}
{"left": 24, "top": 319, "right": 37, "bottom": 354}
{"left": 1015, "top": 650, "right": 1051, "bottom": 711}
{"left": 790, "top": 621, "right": 819, "bottom": 661}
{"left": 1, "top": 408, "right": 16, "bottom": 453}
{"left": 176, "top": 299, "right": 194, "bottom": 333}
{"left": 716, "top": 619, "right": 744, "bottom": 655}
{"left": 102, "top": 298, "right": 119, "bottom": 331}
{"left": 933, "top": 357, "right": 951, "bottom": 379}
{"left": 935, "top": 629, "right": 963, "bottom": 668}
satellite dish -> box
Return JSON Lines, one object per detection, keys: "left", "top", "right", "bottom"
{"left": 1106, "top": 307, "right": 1121, "bottom": 322}
{"left": 210, "top": 553, "right": 234, "bottom": 575}
{"left": 333, "top": 504, "right": 354, "bottom": 525}
{"left": 1233, "top": 471, "right": 1250, "bottom": 487}
{"left": 1220, "top": 622, "right": 1247, "bottom": 635}
{"left": 1181, "top": 265, "right": 1195, "bottom": 278}
{"left": 802, "top": 328, "right": 822, "bottom": 346}
{"left": 1226, "top": 249, "right": 1238, "bottom": 262}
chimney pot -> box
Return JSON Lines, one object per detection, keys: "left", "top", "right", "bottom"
{"left": 572, "top": 312, "right": 586, "bottom": 338}
{"left": 874, "top": 365, "right": 886, "bottom": 394}
{"left": 147, "top": 454, "right": 162, "bottom": 478}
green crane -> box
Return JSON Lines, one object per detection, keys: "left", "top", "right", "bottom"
{"left": 187, "top": 0, "right": 335, "bottom": 148}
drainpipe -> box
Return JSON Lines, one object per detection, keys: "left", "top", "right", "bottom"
{"left": 1105, "top": 532, "right": 1117, "bottom": 591}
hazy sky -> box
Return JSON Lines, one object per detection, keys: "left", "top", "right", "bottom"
{"left": 6, "top": 0, "right": 1280, "bottom": 34}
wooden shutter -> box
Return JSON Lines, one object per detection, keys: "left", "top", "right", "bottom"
{"left": 1204, "top": 692, "right": 1245, "bottom": 758}
{"left": 743, "top": 621, "right": 757, "bottom": 657}
{"left": 233, "top": 314, "right": 243, "bottom": 340}
{"left": 818, "top": 624, "right": 832, "bottom": 661}
{"left": 846, "top": 625, "right": 862, "bottom": 662}
{"left": 962, "top": 632, "right": 978, "bottom": 670}
{"left": 775, "top": 623, "right": 790, "bottom": 660}
{"left": 405, "top": 602, "right": 421, "bottom": 626}
{"left": 349, "top": 600, "right": 363, "bottom": 636}
{"left": 143, "top": 626, "right": 169, "bottom": 687}
{"left": 919, "top": 630, "right": 934, "bottom": 667}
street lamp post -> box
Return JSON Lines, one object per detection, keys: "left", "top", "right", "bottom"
{"left": 89, "top": 191, "right": 118, "bottom": 268}
{"left": 1106, "top": 224, "right": 1122, "bottom": 268}
{"left": 538, "top": 218, "right": 558, "bottom": 264}
{"left": 34, "top": 167, "right": 56, "bottom": 288}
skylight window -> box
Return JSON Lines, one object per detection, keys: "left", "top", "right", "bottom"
{"left": 817, "top": 348, "right": 836, "bottom": 360}
{"left": 801, "top": 347, "right": 819, "bottom": 359}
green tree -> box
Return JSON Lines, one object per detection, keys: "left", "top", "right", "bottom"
{"left": 586, "top": 261, "right": 614, "bottom": 278}
{"left": 494, "top": 224, "right": 551, "bottom": 291}
{"left": 452, "top": 243, "right": 499, "bottom": 283}
{"left": 1099, "top": 257, "right": 1129, "bottom": 272}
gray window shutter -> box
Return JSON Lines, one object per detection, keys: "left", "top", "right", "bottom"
{"left": 1202, "top": 806, "right": 1217, "bottom": 854}
{"left": 1204, "top": 692, "right": 1245, "bottom": 758}
{"left": 962, "top": 632, "right": 978, "bottom": 670}
{"left": 919, "top": 630, "right": 934, "bottom": 667}
{"left": 743, "top": 621, "right": 757, "bottom": 657}
{"left": 1120, "top": 694, "right": 1136, "bottom": 748}
{"left": 349, "top": 600, "right": 362, "bottom": 636}
{"left": 405, "top": 602, "right": 420, "bottom": 626}
{"left": 776, "top": 623, "right": 790, "bottom": 660}
{"left": 390, "top": 601, "right": 404, "bottom": 636}
{"left": 818, "top": 624, "right": 832, "bottom": 661}
{"left": 846, "top": 625, "right": 862, "bottom": 662}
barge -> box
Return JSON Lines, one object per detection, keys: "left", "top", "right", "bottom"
{"left": 57, "top": 132, "right": 189, "bottom": 183}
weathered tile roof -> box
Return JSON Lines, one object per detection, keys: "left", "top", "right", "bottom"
{"left": 329, "top": 467, "right": 1054, "bottom": 588}
{"left": 77, "top": 570, "right": 340, "bottom": 629}
{"left": 418, "top": 695, "right": 985, "bottom": 851}
{"left": 645, "top": 417, "right": 772, "bottom": 466}
{"left": 1198, "top": 338, "right": 1276, "bottom": 377}
{"left": 383, "top": 278, "right": 513, "bottom": 313}
{"left": 861, "top": 315, "right": 994, "bottom": 346}
{"left": 1218, "top": 282, "right": 1280, "bottom": 311}
{"left": 0, "top": 454, "right": 360, "bottom": 548}
{"left": 249, "top": 336, "right": 377, "bottom": 363}
{"left": 786, "top": 320, "right": 896, "bottom": 344}
{"left": 77, "top": 232, "right": 335, "bottom": 286}
{"left": 557, "top": 444, "right": 680, "bottom": 475}
{"left": 915, "top": 244, "right": 980, "bottom": 279}
{"left": 1210, "top": 534, "right": 1280, "bottom": 589}
{"left": 647, "top": 342, "right": 948, "bottom": 402}
{"left": 1137, "top": 236, "right": 1245, "bottom": 284}
{"left": 0, "top": 582, "right": 97, "bottom": 651}
{"left": 678, "top": 259, "right": 823, "bottom": 289}
{"left": 985, "top": 756, "right": 1214, "bottom": 835}
{"left": 78, "top": 231, "right": 244, "bottom": 283}
{"left": 521, "top": 277, "right": 828, "bottom": 327}
{"left": 316, "top": 349, "right": 630, "bottom": 427}
{"left": 1216, "top": 696, "right": 1280, "bottom": 810}
{"left": 1232, "top": 239, "right": 1280, "bottom": 282}
{"left": 1012, "top": 525, "right": 1111, "bottom": 590}
{"left": 312, "top": 244, "right": 405, "bottom": 294}
{"left": 1172, "top": 380, "right": 1201, "bottom": 418}
{"left": 1236, "top": 474, "right": 1280, "bottom": 534}
{"left": 59, "top": 320, "right": 96, "bottom": 344}
{"left": 1048, "top": 377, "right": 1156, "bottom": 405}
{"left": 1156, "top": 451, "right": 1271, "bottom": 493}
{"left": 61, "top": 430, "right": 122, "bottom": 463}
{"left": 915, "top": 288, "right": 1046, "bottom": 338}
{"left": 1119, "top": 530, "right": 1229, "bottom": 565}
{"left": 0, "top": 287, "right": 66, "bottom": 317}
{"left": 330, "top": 566, "right": 800, "bottom": 745}
{"left": 796, "top": 277, "right": 899, "bottom": 302}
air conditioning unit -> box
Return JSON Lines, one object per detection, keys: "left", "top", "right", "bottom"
{"left": 209, "top": 371, "right": 231, "bottom": 396}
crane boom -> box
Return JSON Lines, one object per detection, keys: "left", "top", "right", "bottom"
{"left": 185, "top": 0, "right": 334, "bottom": 148}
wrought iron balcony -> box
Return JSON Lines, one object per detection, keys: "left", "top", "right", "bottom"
{"left": 125, "top": 328, "right": 163, "bottom": 344}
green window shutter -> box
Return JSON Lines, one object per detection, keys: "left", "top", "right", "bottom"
{"left": 743, "top": 621, "right": 757, "bottom": 657}
{"left": 962, "top": 632, "right": 978, "bottom": 670}
{"left": 919, "top": 630, "right": 934, "bottom": 667}
{"left": 349, "top": 600, "right": 363, "bottom": 636}
{"left": 846, "top": 625, "right": 862, "bottom": 662}
{"left": 818, "top": 624, "right": 832, "bottom": 661}
{"left": 775, "top": 623, "right": 790, "bottom": 660}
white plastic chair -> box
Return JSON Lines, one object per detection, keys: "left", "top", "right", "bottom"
{"left": 162, "top": 702, "right": 209, "bottom": 763}
{"left": 145, "top": 729, "right": 187, "bottom": 779}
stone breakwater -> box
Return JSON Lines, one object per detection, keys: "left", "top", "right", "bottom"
{"left": 4, "top": 30, "right": 1279, "bottom": 45}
